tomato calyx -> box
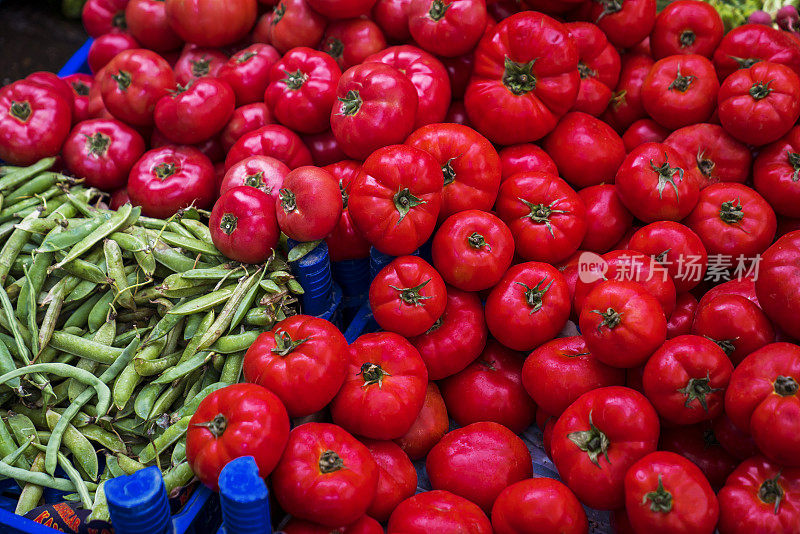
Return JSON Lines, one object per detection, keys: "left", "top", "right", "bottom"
{"left": 244, "top": 171, "right": 267, "bottom": 191}
{"left": 338, "top": 90, "right": 363, "bottom": 116}
{"left": 191, "top": 58, "right": 211, "bottom": 78}
{"left": 719, "top": 198, "right": 744, "bottom": 225}
{"left": 390, "top": 279, "right": 433, "bottom": 306}
{"left": 702, "top": 427, "right": 721, "bottom": 448}
{"left": 324, "top": 38, "right": 344, "bottom": 61}
{"left": 519, "top": 198, "right": 568, "bottom": 237}
{"left": 667, "top": 65, "right": 696, "bottom": 93}
{"left": 219, "top": 213, "right": 238, "bottom": 236}
{"left": 282, "top": 69, "right": 309, "bottom": 91}
{"left": 424, "top": 316, "right": 444, "bottom": 334}
{"left": 787, "top": 151, "right": 800, "bottom": 182}
{"left": 643, "top": 474, "right": 673, "bottom": 513}
{"left": 758, "top": 472, "right": 784, "bottom": 514}
{"left": 578, "top": 61, "right": 597, "bottom": 80}
{"left": 677, "top": 372, "right": 721, "bottom": 411}
{"left": 502, "top": 57, "right": 537, "bottom": 95}
{"left": 271, "top": 2, "right": 287, "bottom": 25}
{"left": 516, "top": 277, "right": 554, "bottom": 315}
{"left": 774, "top": 375, "right": 799, "bottom": 396}
{"left": 428, "top": 0, "right": 453, "bottom": 21}
{"left": 595, "top": 0, "right": 623, "bottom": 21}
{"left": 9, "top": 101, "right": 32, "bottom": 122}
{"left": 279, "top": 188, "right": 297, "bottom": 213}
{"left": 112, "top": 70, "right": 132, "bottom": 92}
{"left": 468, "top": 232, "right": 491, "bottom": 251}
{"left": 749, "top": 80, "right": 774, "bottom": 101}
{"left": 679, "top": 29, "right": 696, "bottom": 48}
{"left": 393, "top": 187, "right": 427, "bottom": 223}
{"left": 655, "top": 248, "right": 670, "bottom": 264}
{"left": 705, "top": 336, "right": 736, "bottom": 356}
{"left": 567, "top": 412, "right": 610, "bottom": 467}
{"left": 591, "top": 307, "right": 622, "bottom": 332}
{"left": 609, "top": 90, "right": 627, "bottom": 111}
{"left": 193, "top": 413, "right": 227, "bottom": 438}
{"left": 696, "top": 149, "right": 715, "bottom": 177}
{"left": 339, "top": 180, "right": 349, "bottom": 209}
{"left": 83, "top": 132, "right": 111, "bottom": 157}
{"left": 729, "top": 56, "right": 760, "bottom": 69}
{"left": 154, "top": 162, "right": 177, "bottom": 181}
{"left": 318, "top": 449, "right": 345, "bottom": 473}
{"left": 271, "top": 330, "right": 310, "bottom": 356}
{"left": 479, "top": 359, "right": 497, "bottom": 371}
{"left": 442, "top": 157, "right": 457, "bottom": 186}
{"left": 112, "top": 10, "right": 127, "bottom": 30}
{"left": 236, "top": 51, "right": 258, "bottom": 64}
{"left": 650, "top": 155, "right": 684, "bottom": 200}
{"left": 71, "top": 81, "right": 90, "bottom": 96}
{"left": 357, "top": 362, "right": 392, "bottom": 387}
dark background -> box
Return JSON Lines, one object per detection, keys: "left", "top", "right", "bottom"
{"left": 0, "top": 0, "right": 86, "bottom": 85}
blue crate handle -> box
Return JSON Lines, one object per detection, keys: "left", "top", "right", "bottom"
{"left": 57, "top": 38, "right": 93, "bottom": 77}
{"left": 217, "top": 456, "right": 271, "bottom": 534}
{"left": 106, "top": 466, "right": 171, "bottom": 534}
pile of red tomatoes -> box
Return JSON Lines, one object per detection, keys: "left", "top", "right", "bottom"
{"left": 2, "top": 0, "right": 800, "bottom": 532}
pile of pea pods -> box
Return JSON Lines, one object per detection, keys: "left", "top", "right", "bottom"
{"left": 0, "top": 158, "right": 302, "bottom": 519}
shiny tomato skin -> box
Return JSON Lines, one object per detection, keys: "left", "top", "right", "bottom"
{"left": 348, "top": 145, "right": 442, "bottom": 256}
{"left": 277, "top": 166, "right": 342, "bottom": 242}
{"left": 579, "top": 185, "right": 634, "bottom": 254}
{"left": 324, "top": 160, "right": 371, "bottom": 261}
{"left": 642, "top": 54, "right": 719, "bottom": 130}
{"left": 87, "top": 31, "right": 140, "bottom": 75}
{"left": 82, "top": 0, "right": 128, "bottom": 37}
{"left": 62, "top": 118, "right": 146, "bottom": 191}
{"left": 498, "top": 143, "right": 558, "bottom": 180}
{"left": 387, "top": 490, "right": 492, "bottom": 534}
{"left": 186, "top": 383, "right": 290, "bottom": 491}
{"left": 331, "top": 63, "right": 419, "bottom": 161}
{"left": 551, "top": 386, "right": 660, "bottom": 511}
{"left": 321, "top": 19, "right": 387, "bottom": 72}
{"left": 100, "top": 49, "right": 176, "bottom": 127}
{"left": 209, "top": 187, "right": 279, "bottom": 264}
{"left": 713, "top": 414, "right": 758, "bottom": 461}
{"left": 717, "top": 456, "right": 800, "bottom": 534}
{"left": 426, "top": 422, "right": 532, "bottom": 512}
{"left": 256, "top": 0, "right": 327, "bottom": 55}
{"left": 220, "top": 103, "right": 274, "bottom": 151}
{"left": 544, "top": 112, "right": 626, "bottom": 189}
{"left": 63, "top": 73, "right": 93, "bottom": 124}
{"left": 306, "top": 0, "right": 376, "bottom": 18}
{"left": 651, "top": 0, "right": 722, "bottom": 60}
{"left": 302, "top": 130, "right": 347, "bottom": 166}
{"left": 224, "top": 124, "right": 312, "bottom": 170}
{"left": 755, "top": 232, "right": 800, "bottom": 338}
{"left": 126, "top": 0, "right": 183, "bottom": 52}
{"left": 623, "top": 119, "right": 670, "bottom": 152}
{"left": 220, "top": 155, "right": 288, "bottom": 200}
{"left": 272, "top": 423, "right": 379, "bottom": 527}
{"left": 282, "top": 516, "right": 383, "bottom": 534}
{"left": 485, "top": 262, "right": 570, "bottom": 352}
{"left": 667, "top": 292, "right": 697, "bottom": 339}
{"left": 331, "top": 332, "right": 428, "bottom": 440}
{"left": 629, "top": 221, "right": 708, "bottom": 293}
{"left": 624, "top": 451, "right": 719, "bottom": 534}
{"left": 725, "top": 343, "right": 800, "bottom": 466}
{"left": 572, "top": 77, "right": 612, "bottom": 117}
{"left": 365, "top": 45, "right": 451, "bottom": 128}
{"left": 394, "top": 382, "right": 449, "bottom": 460}
{"left": 590, "top": 0, "right": 655, "bottom": 49}
{"left": 362, "top": 439, "right": 417, "bottom": 523}
{"left": 405, "top": 123, "right": 501, "bottom": 221}
{"left": 465, "top": 12, "right": 579, "bottom": 145}
{"left": 154, "top": 77, "right": 235, "bottom": 145}
{"left": 643, "top": 335, "right": 733, "bottom": 424}
{"left": 242, "top": 315, "right": 347, "bottom": 417}
{"left": 523, "top": 335, "right": 626, "bottom": 417}
{"left": 442, "top": 55, "right": 474, "bottom": 101}
{"left": 217, "top": 44, "right": 281, "bottom": 106}
{"left": 408, "top": 288, "right": 487, "bottom": 380}
{"left": 440, "top": 340, "right": 536, "bottom": 433}
{"left": 372, "top": 0, "right": 412, "bottom": 42}
{"left": 753, "top": 126, "right": 800, "bottom": 217}
{"left": 712, "top": 24, "right": 800, "bottom": 82}
{"left": 174, "top": 47, "right": 228, "bottom": 86}
{"left": 369, "top": 256, "right": 446, "bottom": 337}
{"left": 566, "top": 21, "right": 620, "bottom": 89}
{"left": 659, "top": 422, "right": 738, "bottom": 491}
{"left": 664, "top": 123, "right": 752, "bottom": 189}
{"left": 164, "top": 0, "right": 257, "bottom": 48}
{"left": 718, "top": 62, "right": 800, "bottom": 146}
{"left": 109, "top": 188, "right": 130, "bottom": 210}
{"left": 26, "top": 72, "right": 74, "bottom": 118}
{"left": 602, "top": 54, "right": 654, "bottom": 133}
{"left": 408, "top": 0, "right": 487, "bottom": 58}
{"left": 492, "top": 478, "right": 588, "bottom": 534}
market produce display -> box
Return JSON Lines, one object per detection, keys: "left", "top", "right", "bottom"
{"left": 2, "top": 0, "right": 800, "bottom": 532}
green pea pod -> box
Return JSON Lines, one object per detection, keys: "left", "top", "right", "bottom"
{"left": 50, "top": 330, "right": 123, "bottom": 365}
{"left": 219, "top": 352, "right": 244, "bottom": 384}
{"left": 0, "top": 459, "right": 95, "bottom": 493}
{"left": 37, "top": 216, "right": 107, "bottom": 253}
{"left": 147, "top": 312, "right": 183, "bottom": 344}
{"left": 54, "top": 450, "right": 92, "bottom": 509}
{"left": 6, "top": 412, "right": 39, "bottom": 462}
{"left": 167, "top": 284, "right": 237, "bottom": 315}
{"left": 180, "top": 217, "right": 213, "bottom": 245}
{"left": 179, "top": 267, "right": 244, "bottom": 280}
{"left": 135, "top": 351, "right": 181, "bottom": 377}
{"left": 0, "top": 209, "right": 39, "bottom": 285}
{"left": 126, "top": 226, "right": 156, "bottom": 277}
{"left": 229, "top": 268, "right": 265, "bottom": 332}
{"left": 0, "top": 340, "right": 19, "bottom": 390}
{"left": 15, "top": 250, "right": 52, "bottom": 321}
{"left": 148, "top": 379, "right": 186, "bottom": 419}
{"left": 134, "top": 382, "right": 166, "bottom": 420}
{"left": 171, "top": 440, "right": 186, "bottom": 467}
{"left": 163, "top": 461, "right": 193, "bottom": 493}
{"left": 243, "top": 307, "right": 273, "bottom": 327}
{"left": 175, "top": 382, "right": 229, "bottom": 419}
{"left": 63, "top": 292, "right": 103, "bottom": 330}
{"left": 153, "top": 231, "right": 221, "bottom": 256}
{"left": 180, "top": 310, "right": 214, "bottom": 363}
{"left": 182, "top": 312, "right": 205, "bottom": 341}
{"left": 0, "top": 416, "right": 29, "bottom": 473}
{"left": 0, "top": 157, "right": 56, "bottom": 192}
{"left": 112, "top": 362, "right": 141, "bottom": 412}
{"left": 209, "top": 331, "right": 260, "bottom": 354}
{"left": 3, "top": 172, "right": 62, "bottom": 207}
{"left": 0, "top": 189, "right": 61, "bottom": 225}
{"left": 116, "top": 453, "right": 146, "bottom": 475}
{"left": 88, "top": 290, "right": 115, "bottom": 332}
{"left": 153, "top": 351, "right": 211, "bottom": 385}
{"left": 54, "top": 203, "right": 135, "bottom": 269}
{"left": 0, "top": 364, "right": 111, "bottom": 416}
{"left": 15, "top": 452, "right": 45, "bottom": 515}
{"left": 104, "top": 238, "right": 135, "bottom": 310}
{"left": 196, "top": 269, "right": 263, "bottom": 352}
{"left": 259, "top": 279, "right": 282, "bottom": 293}
{"left": 88, "top": 480, "right": 110, "bottom": 522}
{"left": 56, "top": 255, "right": 108, "bottom": 284}
{"left": 45, "top": 410, "right": 98, "bottom": 481}
{"left": 64, "top": 279, "right": 99, "bottom": 304}
{"left": 80, "top": 424, "right": 126, "bottom": 454}
{"left": 151, "top": 240, "right": 214, "bottom": 272}
{"left": 104, "top": 454, "right": 125, "bottom": 478}
{"left": 139, "top": 418, "right": 189, "bottom": 464}
{"left": 114, "top": 326, "right": 153, "bottom": 347}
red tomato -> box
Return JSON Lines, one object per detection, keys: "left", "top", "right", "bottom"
{"left": 0, "top": 81, "right": 71, "bottom": 166}
{"left": 87, "top": 31, "right": 140, "bottom": 75}
{"left": 186, "top": 383, "right": 289, "bottom": 491}
{"left": 440, "top": 340, "right": 536, "bottom": 433}
{"left": 725, "top": 343, "right": 800, "bottom": 466}
{"left": 372, "top": 0, "right": 412, "bottom": 42}
{"left": 408, "top": 0, "right": 487, "bottom": 58}
{"left": 100, "top": 49, "right": 175, "bottom": 127}
{"left": 348, "top": 145, "right": 442, "bottom": 256}
{"left": 572, "top": 76, "right": 612, "bottom": 117}
{"left": 492, "top": 478, "right": 588, "bottom": 534}
{"left": 265, "top": 48, "right": 341, "bottom": 135}
{"left": 427, "top": 422, "right": 532, "bottom": 512}
{"left": 667, "top": 292, "right": 697, "bottom": 339}
{"left": 718, "top": 456, "right": 800, "bottom": 534}
{"left": 624, "top": 451, "right": 719, "bottom": 534}
{"left": 217, "top": 44, "right": 281, "bottom": 107}
{"left": 62, "top": 118, "right": 145, "bottom": 191}
{"left": 718, "top": 62, "right": 800, "bottom": 146}
{"left": 82, "top": 0, "right": 128, "bottom": 37}
{"left": 174, "top": 47, "right": 228, "bottom": 86}
{"left": 651, "top": 1, "right": 723, "bottom": 60}
{"left": 544, "top": 112, "right": 626, "bottom": 189}
{"left": 220, "top": 103, "right": 274, "bottom": 151}
{"left": 224, "top": 124, "right": 312, "bottom": 170}
{"left": 282, "top": 516, "right": 382, "bottom": 534}
{"left": 209, "top": 187, "right": 279, "bottom": 264}
{"left": 754, "top": 126, "right": 800, "bottom": 217}
{"left": 431, "top": 210, "right": 514, "bottom": 292}
{"left": 713, "top": 414, "right": 759, "bottom": 461}
{"left": 664, "top": 123, "right": 751, "bottom": 190}
{"left": 109, "top": 188, "right": 130, "bottom": 210}
{"left": 623, "top": 119, "right": 670, "bottom": 152}
{"left": 755, "top": 232, "right": 800, "bottom": 338}
{"left": 154, "top": 77, "right": 235, "bottom": 145}
{"left": 362, "top": 440, "right": 417, "bottom": 523}
{"left": 272, "top": 423, "right": 379, "bottom": 527}
{"left": 126, "top": 0, "right": 183, "bottom": 52}
{"left": 602, "top": 54, "right": 654, "bottom": 133}
{"left": 302, "top": 130, "right": 346, "bottom": 166}
{"left": 242, "top": 315, "right": 346, "bottom": 416}
{"left": 26, "top": 72, "right": 74, "bottom": 118}
{"left": 164, "top": 0, "right": 257, "bottom": 47}
{"left": 465, "top": 12, "right": 579, "bottom": 145}
{"left": 615, "top": 142, "right": 700, "bottom": 222}
{"left": 660, "top": 422, "right": 738, "bottom": 490}
{"left": 642, "top": 54, "right": 719, "bottom": 130}
{"left": 331, "top": 332, "right": 428, "bottom": 440}
{"left": 442, "top": 54, "right": 475, "bottom": 101}
{"left": 498, "top": 143, "right": 558, "bottom": 180}
{"left": 127, "top": 146, "right": 216, "bottom": 218}
{"left": 712, "top": 24, "right": 800, "bottom": 82}
{"left": 369, "top": 256, "right": 446, "bottom": 337}
{"left": 495, "top": 172, "right": 586, "bottom": 264}
{"left": 590, "top": 0, "right": 655, "bottom": 49}
{"left": 387, "top": 490, "right": 492, "bottom": 534}
{"left": 365, "top": 45, "right": 451, "bottom": 128}
{"left": 321, "top": 19, "right": 387, "bottom": 72}
{"left": 551, "top": 386, "right": 660, "bottom": 510}
{"left": 256, "top": 0, "right": 327, "bottom": 54}
{"left": 321, "top": 161, "right": 369, "bottom": 261}
{"left": 277, "top": 166, "right": 342, "bottom": 242}
{"left": 485, "top": 262, "right": 570, "bottom": 352}
{"left": 406, "top": 123, "right": 501, "bottom": 221}
{"left": 629, "top": 221, "right": 708, "bottom": 292}
{"left": 63, "top": 73, "right": 93, "bottom": 124}
{"left": 394, "top": 382, "right": 449, "bottom": 459}
{"left": 408, "top": 288, "right": 487, "bottom": 380}
{"left": 330, "top": 63, "right": 418, "bottom": 160}
{"left": 306, "top": 0, "right": 376, "bottom": 18}
{"left": 579, "top": 185, "right": 633, "bottom": 254}
{"left": 220, "top": 155, "right": 288, "bottom": 200}
{"left": 565, "top": 22, "right": 621, "bottom": 90}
